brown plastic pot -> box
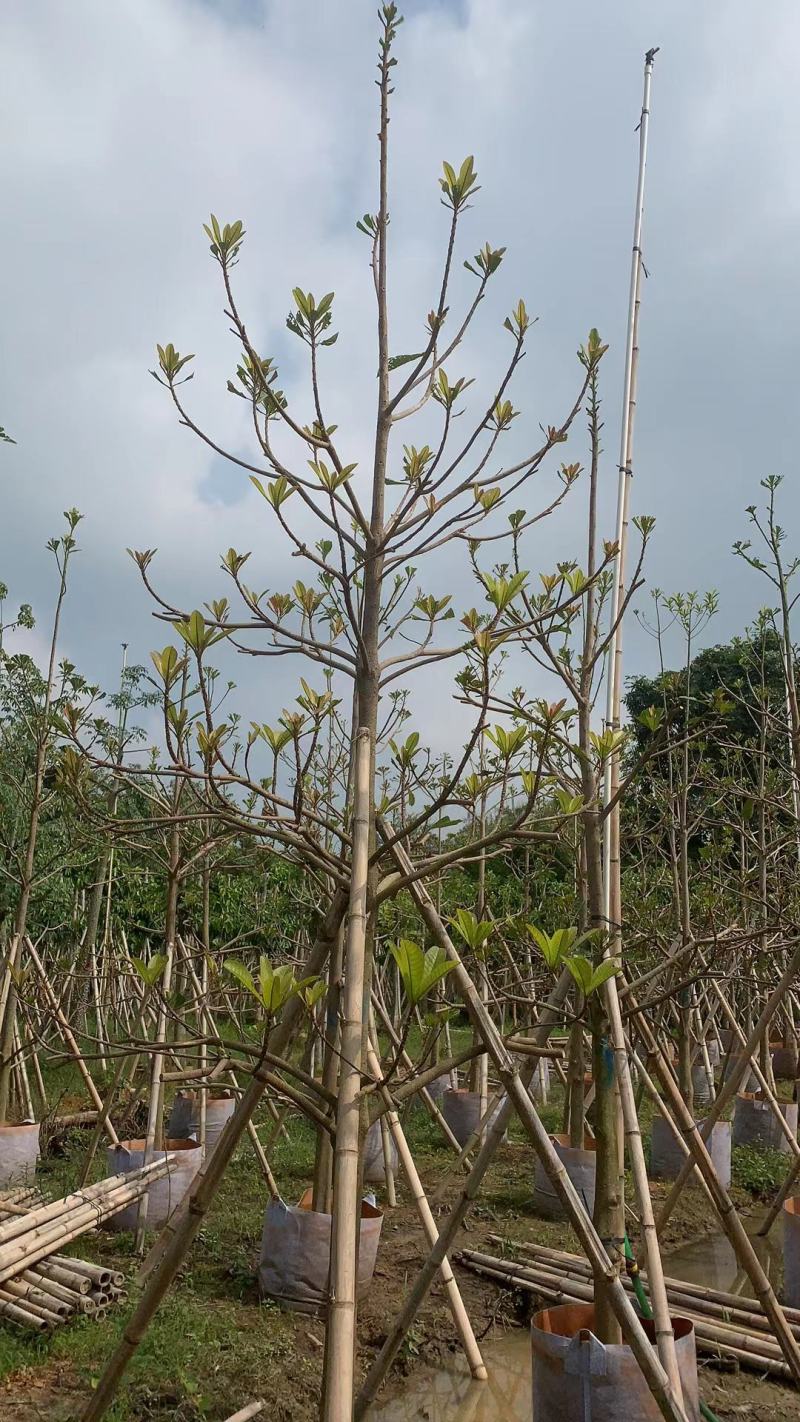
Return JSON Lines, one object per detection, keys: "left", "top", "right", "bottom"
{"left": 531, "top": 1302, "right": 700, "bottom": 1421}
{"left": 258, "top": 1187, "right": 383, "bottom": 1314}
{"left": 533, "top": 1134, "right": 596, "bottom": 1220}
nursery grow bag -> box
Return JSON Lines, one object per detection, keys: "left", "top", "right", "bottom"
{"left": 533, "top": 1134, "right": 596, "bottom": 1220}
{"left": 772, "top": 1042, "right": 799, "bottom": 1081}
{"left": 690, "top": 1062, "right": 714, "bottom": 1110}
{"left": 192, "top": 1093, "right": 235, "bottom": 1155}
{"left": 166, "top": 1091, "right": 196, "bottom": 1140}
{"left": 258, "top": 1187, "right": 383, "bottom": 1314}
{"left": 531, "top": 1302, "right": 700, "bottom": 1422}
{"left": 105, "top": 1138, "right": 202, "bottom": 1232}
{"left": 649, "top": 1116, "right": 731, "bottom": 1188}
{"left": 733, "top": 1092, "right": 798, "bottom": 1153}
{"left": 363, "top": 1118, "right": 398, "bottom": 1183}
{"left": 441, "top": 1087, "right": 505, "bottom": 1148}
{"left": 784, "top": 1197, "right": 800, "bottom": 1308}
{"left": 167, "top": 1091, "right": 236, "bottom": 1154}
{"left": 719, "top": 1053, "right": 759, "bottom": 1093}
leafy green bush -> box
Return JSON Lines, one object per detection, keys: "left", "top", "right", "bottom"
{"left": 732, "top": 1144, "right": 787, "bottom": 1197}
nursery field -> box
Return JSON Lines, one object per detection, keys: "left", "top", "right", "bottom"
{"left": 1, "top": 1066, "right": 798, "bottom": 1422}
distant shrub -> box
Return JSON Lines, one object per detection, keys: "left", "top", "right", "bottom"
{"left": 732, "top": 1144, "right": 786, "bottom": 1197}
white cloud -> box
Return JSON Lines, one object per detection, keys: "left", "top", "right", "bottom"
{"left": 1, "top": 0, "right": 800, "bottom": 750}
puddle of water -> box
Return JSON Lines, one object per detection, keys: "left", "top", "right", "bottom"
{"left": 664, "top": 1210, "right": 783, "bottom": 1294}
{"left": 367, "top": 1215, "right": 787, "bottom": 1418}
{"left": 366, "top": 1329, "right": 531, "bottom": 1421}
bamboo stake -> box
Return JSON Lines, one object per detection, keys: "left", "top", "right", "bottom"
{"left": 82, "top": 888, "right": 348, "bottom": 1422}
{"left": 371, "top": 987, "right": 465, "bottom": 1158}
{"left": 24, "top": 936, "right": 118, "bottom": 1145}
{"left": 364, "top": 1033, "right": 487, "bottom": 1381}
{"left": 631, "top": 987, "right": 800, "bottom": 1383}
{"left": 378, "top": 1109, "right": 396, "bottom": 1208}
{"left": 458, "top": 1252, "right": 793, "bottom": 1378}
{"left": 134, "top": 936, "right": 175, "bottom": 1250}
{"left": 592, "top": 42, "right": 686, "bottom": 1413}
{"left": 177, "top": 938, "right": 279, "bottom": 1196}
{"left": 383, "top": 831, "right": 689, "bottom": 1422}
{"left": 356, "top": 970, "right": 574, "bottom": 1418}
{"left": 760, "top": 1150, "right": 800, "bottom": 1236}
{"left": 322, "top": 729, "right": 371, "bottom": 1422}
{"left": 657, "top": 942, "right": 800, "bottom": 1231}
{"left": 628, "top": 1046, "right": 718, "bottom": 1212}
{"left": 710, "top": 979, "right": 800, "bottom": 1159}
{"left": 221, "top": 1403, "right": 265, "bottom": 1422}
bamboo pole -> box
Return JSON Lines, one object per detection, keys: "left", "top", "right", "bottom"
{"left": 371, "top": 987, "right": 465, "bottom": 1158}
{"left": 364, "top": 1032, "right": 487, "bottom": 1380}
{"left": 458, "top": 1251, "right": 793, "bottom": 1378}
{"left": 0, "top": 1159, "right": 172, "bottom": 1250}
{"left": 82, "top": 888, "right": 348, "bottom": 1422}
{"left": 24, "top": 936, "right": 118, "bottom": 1145}
{"left": 630, "top": 987, "right": 800, "bottom": 1382}
{"left": 134, "top": 936, "right": 175, "bottom": 1250}
{"left": 488, "top": 1236, "right": 800, "bottom": 1337}
{"left": 657, "top": 942, "right": 800, "bottom": 1231}
{"left": 363, "top": 842, "right": 689, "bottom": 1422}
{"left": 322, "top": 729, "right": 371, "bottom": 1422}
{"left": 0, "top": 1176, "right": 169, "bottom": 1283}
{"left": 33, "top": 1259, "right": 92, "bottom": 1294}
{"left": 628, "top": 1046, "right": 717, "bottom": 1212}
{"left": 221, "top": 1403, "right": 265, "bottom": 1422}
{"left": 593, "top": 42, "right": 685, "bottom": 1413}
{"left": 0, "top": 1293, "right": 51, "bottom": 1331}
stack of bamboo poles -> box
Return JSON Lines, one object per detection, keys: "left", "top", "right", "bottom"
{"left": 0, "top": 1159, "right": 173, "bottom": 1332}
{"left": 459, "top": 1239, "right": 797, "bottom": 1381}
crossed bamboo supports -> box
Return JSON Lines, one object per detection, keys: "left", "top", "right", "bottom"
{"left": 8, "top": 821, "right": 799, "bottom": 1420}
{"left": 0, "top": 841, "right": 795, "bottom": 1422}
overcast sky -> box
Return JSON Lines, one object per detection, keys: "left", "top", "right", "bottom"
{"left": 1, "top": 0, "right": 799, "bottom": 751}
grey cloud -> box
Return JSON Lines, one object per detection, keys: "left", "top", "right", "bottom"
{"left": 0, "top": 0, "right": 798, "bottom": 755}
